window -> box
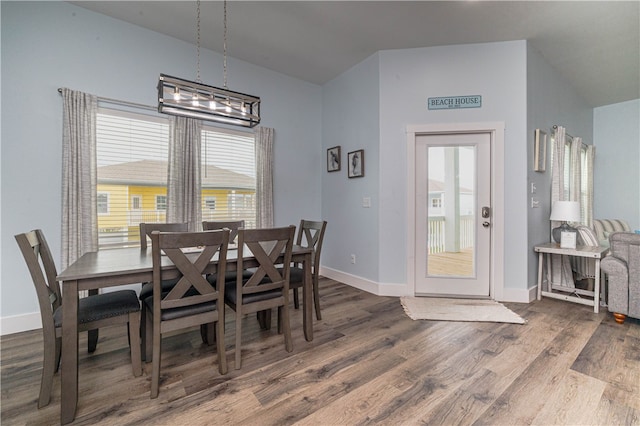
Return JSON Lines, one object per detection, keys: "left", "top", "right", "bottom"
{"left": 96, "top": 106, "right": 256, "bottom": 249}
{"left": 96, "top": 108, "right": 169, "bottom": 248}
{"left": 156, "top": 195, "right": 167, "bottom": 211}
{"left": 431, "top": 198, "right": 442, "bottom": 209}
{"left": 97, "top": 192, "right": 109, "bottom": 215}
{"left": 204, "top": 196, "right": 217, "bottom": 210}
{"left": 131, "top": 195, "right": 141, "bottom": 210}
{"left": 201, "top": 126, "right": 256, "bottom": 227}
{"left": 550, "top": 132, "right": 594, "bottom": 223}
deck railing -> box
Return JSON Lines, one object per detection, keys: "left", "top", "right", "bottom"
{"left": 428, "top": 215, "right": 474, "bottom": 253}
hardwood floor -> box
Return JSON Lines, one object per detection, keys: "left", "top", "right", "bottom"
{"left": 2, "top": 278, "right": 639, "bottom": 425}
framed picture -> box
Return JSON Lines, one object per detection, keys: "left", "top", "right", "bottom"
{"left": 348, "top": 149, "right": 364, "bottom": 178}
{"left": 327, "top": 146, "right": 341, "bottom": 172}
{"left": 534, "top": 129, "right": 547, "bottom": 172}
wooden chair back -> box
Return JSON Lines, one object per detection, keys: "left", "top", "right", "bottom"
{"left": 15, "top": 229, "right": 60, "bottom": 339}
{"left": 236, "top": 226, "right": 295, "bottom": 299}
{"left": 296, "top": 220, "right": 327, "bottom": 271}
{"left": 139, "top": 222, "right": 188, "bottom": 249}
{"left": 202, "top": 220, "right": 245, "bottom": 242}
{"left": 151, "top": 229, "right": 229, "bottom": 311}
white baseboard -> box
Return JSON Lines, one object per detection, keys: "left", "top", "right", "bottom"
{"left": 497, "top": 285, "right": 537, "bottom": 303}
{"left": 1, "top": 312, "right": 41, "bottom": 336}
{"left": 319, "top": 266, "right": 410, "bottom": 297}
{"left": 320, "top": 266, "right": 537, "bottom": 303}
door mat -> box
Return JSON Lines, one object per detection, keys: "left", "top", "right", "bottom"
{"left": 400, "top": 296, "right": 526, "bottom": 324}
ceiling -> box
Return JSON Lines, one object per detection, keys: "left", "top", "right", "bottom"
{"left": 71, "top": 1, "right": 639, "bottom": 108}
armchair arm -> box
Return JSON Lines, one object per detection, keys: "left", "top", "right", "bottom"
{"left": 601, "top": 256, "right": 629, "bottom": 316}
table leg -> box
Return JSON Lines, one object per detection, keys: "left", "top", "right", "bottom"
{"left": 593, "top": 258, "right": 601, "bottom": 313}
{"left": 537, "top": 251, "right": 543, "bottom": 301}
{"left": 303, "top": 251, "right": 313, "bottom": 341}
{"left": 61, "top": 280, "right": 79, "bottom": 424}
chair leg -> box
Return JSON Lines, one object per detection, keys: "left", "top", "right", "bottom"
{"left": 140, "top": 302, "right": 147, "bottom": 362}
{"left": 281, "top": 304, "right": 293, "bottom": 353}
{"left": 38, "top": 332, "right": 57, "bottom": 408}
{"left": 293, "top": 287, "right": 300, "bottom": 309}
{"left": 200, "top": 323, "right": 215, "bottom": 345}
{"left": 235, "top": 311, "right": 242, "bottom": 370}
{"left": 313, "top": 276, "right": 322, "bottom": 320}
{"left": 87, "top": 329, "right": 99, "bottom": 353}
{"left": 128, "top": 312, "right": 143, "bottom": 377}
{"left": 217, "top": 314, "right": 227, "bottom": 375}
{"left": 54, "top": 336, "right": 62, "bottom": 373}
{"left": 150, "top": 322, "right": 161, "bottom": 398}
{"left": 144, "top": 308, "right": 153, "bottom": 364}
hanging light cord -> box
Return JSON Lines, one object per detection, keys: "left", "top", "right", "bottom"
{"left": 223, "top": 0, "right": 228, "bottom": 89}
{"left": 196, "top": 0, "right": 201, "bottom": 82}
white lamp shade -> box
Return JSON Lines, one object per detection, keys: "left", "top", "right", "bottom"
{"left": 550, "top": 201, "right": 581, "bottom": 222}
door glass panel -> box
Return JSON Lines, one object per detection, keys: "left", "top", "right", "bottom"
{"left": 427, "top": 145, "right": 476, "bottom": 277}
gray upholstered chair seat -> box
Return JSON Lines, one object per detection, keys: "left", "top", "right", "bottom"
{"left": 207, "top": 269, "right": 255, "bottom": 286}
{"left": 224, "top": 280, "right": 282, "bottom": 305}
{"left": 143, "top": 297, "right": 217, "bottom": 321}
{"left": 139, "top": 278, "right": 181, "bottom": 301}
{"left": 53, "top": 290, "right": 140, "bottom": 327}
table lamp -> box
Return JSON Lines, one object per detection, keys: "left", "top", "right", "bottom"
{"left": 550, "top": 200, "right": 581, "bottom": 243}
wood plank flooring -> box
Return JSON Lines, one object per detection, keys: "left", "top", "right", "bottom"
{"left": 2, "top": 278, "right": 639, "bottom": 425}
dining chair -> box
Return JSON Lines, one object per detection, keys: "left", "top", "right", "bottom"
{"left": 202, "top": 220, "right": 245, "bottom": 242}
{"left": 144, "top": 229, "right": 230, "bottom": 398}
{"left": 225, "top": 226, "right": 295, "bottom": 369}
{"left": 202, "top": 220, "right": 254, "bottom": 286}
{"left": 15, "top": 229, "right": 142, "bottom": 408}
{"left": 290, "top": 220, "right": 327, "bottom": 320}
{"left": 138, "top": 222, "right": 189, "bottom": 359}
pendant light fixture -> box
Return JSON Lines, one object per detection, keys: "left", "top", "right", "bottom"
{"left": 158, "top": 0, "right": 260, "bottom": 128}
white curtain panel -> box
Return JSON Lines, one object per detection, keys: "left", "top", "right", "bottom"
{"left": 255, "top": 126, "right": 274, "bottom": 228}
{"left": 167, "top": 116, "right": 202, "bottom": 231}
{"left": 61, "top": 88, "right": 98, "bottom": 269}
{"left": 583, "top": 145, "right": 595, "bottom": 228}
{"left": 550, "top": 126, "right": 575, "bottom": 288}
{"left": 569, "top": 137, "right": 582, "bottom": 204}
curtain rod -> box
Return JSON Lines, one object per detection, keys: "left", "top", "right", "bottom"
{"left": 57, "top": 88, "right": 157, "bottom": 112}
{"left": 552, "top": 124, "right": 589, "bottom": 148}
{"left": 552, "top": 124, "right": 574, "bottom": 140}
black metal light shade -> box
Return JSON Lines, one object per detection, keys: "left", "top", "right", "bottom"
{"left": 158, "top": 74, "right": 260, "bottom": 128}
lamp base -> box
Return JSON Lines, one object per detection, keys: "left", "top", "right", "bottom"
{"left": 552, "top": 222, "right": 576, "bottom": 243}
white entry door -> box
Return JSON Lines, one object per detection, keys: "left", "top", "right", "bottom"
{"left": 414, "top": 132, "right": 492, "bottom": 297}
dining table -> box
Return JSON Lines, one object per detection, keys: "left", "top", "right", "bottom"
{"left": 56, "top": 244, "right": 313, "bottom": 425}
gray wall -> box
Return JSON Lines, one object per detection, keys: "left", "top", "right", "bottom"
{"left": 378, "top": 41, "right": 528, "bottom": 291}
{"left": 321, "top": 53, "right": 381, "bottom": 280}
{"left": 1, "top": 2, "right": 322, "bottom": 328}
{"left": 526, "top": 44, "right": 594, "bottom": 290}
{"left": 593, "top": 99, "right": 640, "bottom": 230}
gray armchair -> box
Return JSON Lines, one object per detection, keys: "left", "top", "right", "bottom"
{"left": 600, "top": 232, "right": 640, "bottom": 324}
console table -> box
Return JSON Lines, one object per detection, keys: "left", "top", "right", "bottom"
{"left": 534, "top": 243, "right": 609, "bottom": 313}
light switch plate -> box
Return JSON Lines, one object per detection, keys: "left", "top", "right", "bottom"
{"left": 362, "top": 197, "right": 371, "bottom": 208}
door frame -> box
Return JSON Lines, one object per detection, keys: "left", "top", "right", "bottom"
{"left": 406, "top": 122, "right": 505, "bottom": 300}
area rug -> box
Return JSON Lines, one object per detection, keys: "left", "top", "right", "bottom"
{"left": 400, "top": 296, "right": 526, "bottom": 324}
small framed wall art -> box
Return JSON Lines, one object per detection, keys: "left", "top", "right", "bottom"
{"left": 534, "top": 129, "right": 547, "bottom": 172}
{"left": 348, "top": 149, "right": 364, "bottom": 178}
{"left": 327, "top": 146, "right": 341, "bottom": 172}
